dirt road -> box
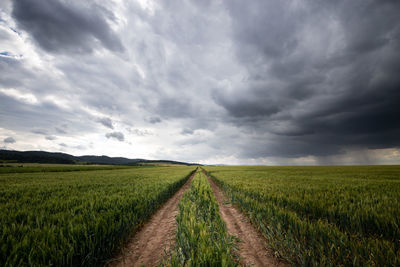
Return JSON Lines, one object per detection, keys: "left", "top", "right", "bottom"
{"left": 205, "top": 171, "right": 287, "bottom": 267}
{"left": 107, "top": 172, "right": 195, "bottom": 267}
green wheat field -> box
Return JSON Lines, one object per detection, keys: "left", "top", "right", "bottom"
{"left": 1, "top": 165, "right": 399, "bottom": 266}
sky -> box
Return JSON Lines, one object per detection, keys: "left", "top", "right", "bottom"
{"left": 0, "top": 0, "right": 399, "bottom": 165}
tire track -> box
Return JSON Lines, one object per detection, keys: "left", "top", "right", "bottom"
{"left": 107, "top": 171, "right": 196, "bottom": 267}
{"left": 203, "top": 169, "right": 288, "bottom": 267}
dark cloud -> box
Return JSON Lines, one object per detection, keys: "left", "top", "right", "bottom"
{"left": 155, "top": 97, "right": 194, "bottom": 119}
{"left": 55, "top": 127, "right": 67, "bottom": 134}
{"left": 181, "top": 128, "right": 194, "bottom": 135}
{"left": 11, "top": 0, "right": 124, "bottom": 53}
{"left": 217, "top": 0, "right": 400, "bottom": 158}
{"left": 3, "top": 137, "right": 16, "bottom": 144}
{"left": 97, "top": 117, "right": 113, "bottom": 129}
{"left": 148, "top": 117, "right": 162, "bottom": 124}
{"left": 212, "top": 89, "right": 280, "bottom": 118}
{"left": 31, "top": 129, "right": 48, "bottom": 135}
{"left": 45, "top": 135, "right": 56, "bottom": 140}
{"left": 105, "top": 132, "right": 124, "bottom": 142}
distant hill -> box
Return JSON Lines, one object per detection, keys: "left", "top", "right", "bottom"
{"left": 0, "top": 150, "right": 200, "bottom": 166}
{"left": 78, "top": 155, "right": 139, "bottom": 165}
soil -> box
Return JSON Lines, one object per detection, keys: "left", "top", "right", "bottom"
{"left": 106, "top": 172, "right": 195, "bottom": 267}
{"left": 205, "top": 171, "right": 288, "bottom": 267}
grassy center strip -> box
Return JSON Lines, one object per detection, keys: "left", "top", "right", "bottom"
{"left": 168, "top": 171, "right": 237, "bottom": 266}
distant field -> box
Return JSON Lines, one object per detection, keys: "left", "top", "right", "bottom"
{"left": 138, "top": 162, "right": 187, "bottom": 167}
{"left": 1, "top": 163, "right": 118, "bottom": 167}
{"left": 0, "top": 163, "right": 133, "bottom": 174}
{"left": 205, "top": 165, "right": 400, "bottom": 266}
{"left": 0, "top": 166, "right": 195, "bottom": 266}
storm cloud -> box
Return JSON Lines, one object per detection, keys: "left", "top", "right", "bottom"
{"left": 105, "top": 132, "right": 124, "bottom": 142}
{"left": 97, "top": 117, "right": 114, "bottom": 129}
{"left": 0, "top": 0, "right": 399, "bottom": 164}
{"left": 11, "top": 0, "right": 124, "bottom": 53}
{"left": 215, "top": 0, "right": 400, "bottom": 159}
{"left": 3, "top": 137, "right": 16, "bottom": 144}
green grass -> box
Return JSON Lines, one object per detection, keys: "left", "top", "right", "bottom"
{"left": 169, "top": 170, "right": 237, "bottom": 266}
{"left": 0, "top": 166, "right": 195, "bottom": 266}
{"left": 205, "top": 165, "right": 400, "bottom": 266}
{"left": 0, "top": 163, "right": 133, "bottom": 174}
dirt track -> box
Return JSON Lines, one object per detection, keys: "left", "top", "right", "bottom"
{"left": 107, "top": 172, "right": 195, "bottom": 267}
{"left": 205, "top": 171, "right": 287, "bottom": 267}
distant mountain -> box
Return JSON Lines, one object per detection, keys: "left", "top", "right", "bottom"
{"left": 78, "top": 155, "right": 140, "bottom": 165}
{"left": 0, "top": 150, "right": 200, "bottom": 166}
{"left": 0, "top": 150, "right": 77, "bottom": 164}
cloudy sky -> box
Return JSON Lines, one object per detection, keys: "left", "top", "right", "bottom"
{"left": 1, "top": 0, "right": 399, "bottom": 165}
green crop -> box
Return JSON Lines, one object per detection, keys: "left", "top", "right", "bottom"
{"left": 0, "top": 166, "right": 195, "bottom": 266}
{"left": 0, "top": 164, "right": 132, "bottom": 174}
{"left": 169, "top": 170, "right": 237, "bottom": 266}
{"left": 205, "top": 165, "right": 400, "bottom": 266}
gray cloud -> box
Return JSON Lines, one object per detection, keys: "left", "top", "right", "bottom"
{"left": 55, "top": 127, "right": 67, "bottom": 134}
{"left": 11, "top": 0, "right": 124, "bottom": 53}
{"left": 155, "top": 97, "right": 194, "bottom": 119}
{"left": 148, "top": 117, "right": 162, "bottom": 124}
{"left": 45, "top": 135, "right": 56, "bottom": 141}
{"left": 105, "top": 132, "right": 124, "bottom": 142}
{"left": 215, "top": 0, "right": 400, "bottom": 158}
{"left": 31, "top": 129, "right": 48, "bottom": 135}
{"left": 0, "top": 56, "right": 33, "bottom": 88}
{"left": 3, "top": 137, "right": 16, "bottom": 143}
{"left": 0, "top": 0, "right": 399, "bottom": 164}
{"left": 97, "top": 117, "right": 113, "bottom": 129}
{"left": 128, "top": 128, "right": 152, "bottom": 136}
{"left": 181, "top": 128, "right": 194, "bottom": 135}
{"left": 0, "top": 92, "right": 96, "bottom": 139}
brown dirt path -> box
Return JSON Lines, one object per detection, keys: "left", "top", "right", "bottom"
{"left": 204, "top": 170, "right": 288, "bottom": 267}
{"left": 106, "top": 172, "right": 196, "bottom": 267}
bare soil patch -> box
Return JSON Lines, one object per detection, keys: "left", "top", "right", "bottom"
{"left": 107, "top": 173, "right": 195, "bottom": 267}
{"left": 205, "top": 171, "right": 288, "bottom": 267}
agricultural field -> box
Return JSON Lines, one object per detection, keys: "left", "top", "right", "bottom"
{"left": 0, "top": 165, "right": 195, "bottom": 266}
{"left": 0, "top": 163, "right": 131, "bottom": 174}
{"left": 205, "top": 165, "right": 400, "bottom": 266}
{"left": 2, "top": 164, "right": 399, "bottom": 267}
{"left": 170, "top": 170, "right": 236, "bottom": 266}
